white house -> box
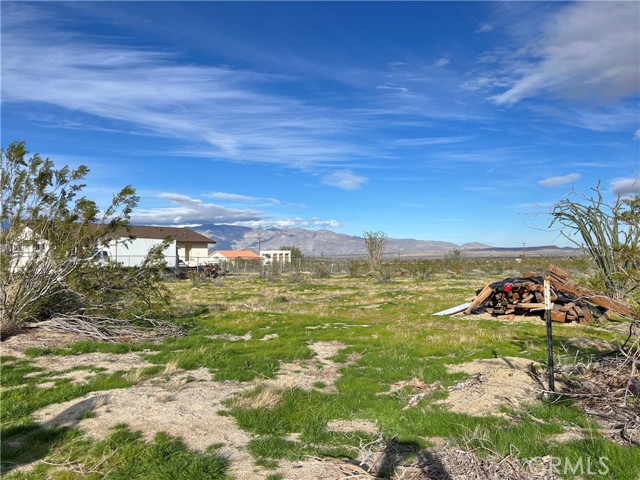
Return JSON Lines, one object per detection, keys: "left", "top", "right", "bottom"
{"left": 98, "top": 225, "right": 216, "bottom": 267}
{"left": 260, "top": 250, "right": 291, "bottom": 265}
{"left": 15, "top": 224, "right": 215, "bottom": 269}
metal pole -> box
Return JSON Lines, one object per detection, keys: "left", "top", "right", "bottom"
{"left": 175, "top": 243, "right": 179, "bottom": 276}
{"left": 544, "top": 276, "right": 555, "bottom": 394}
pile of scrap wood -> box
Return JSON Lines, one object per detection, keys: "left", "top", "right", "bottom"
{"left": 544, "top": 265, "right": 634, "bottom": 320}
{"left": 441, "top": 265, "right": 634, "bottom": 324}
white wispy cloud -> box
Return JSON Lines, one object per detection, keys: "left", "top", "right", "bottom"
{"left": 475, "top": 23, "right": 494, "bottom": 33}
{"left": 131, "top": 193, "right": 338, "bottom": 228}
{"left": 203, "top": 192, "right": 280, "bottom": 205}
{"left": 394, "top": 136, "right": 474, "bottom": 147}
{"left": 376, "top": 84, "right": 409, "bottom": 94}
{"left": 3, "top": 3, "right": 495, "bottom": 176}
{"left": 388, "top": 62, "right": 410, "bottom": 70}
{"left": 526, "top": 103, "right": 640, "bottom": 132}
{"left": 492, "top": 2, "right": 639, "bottom": 106}
{"left": 322, "top": 170, "right": 368, "bottom": 190}
{"left": 2, "top": 8, "right": 367, "bottom": 171}
{"left": 434, "top": 57, "right": 450, "bottom": 68}
{"left": 538, "top": 173, "right": 581, "bottom": 187}
{"left": 634, "top": 129, "right": 640, "bottom": 141}
{"left": 431, "top": 146, "right": 529, "bottom": 167}
{"left": 232, "top": 218, "right": 340, "bottom": 229}
{"left": 131, "top": 193, "right": 263, "bottom": 225}
{"left": 611, "top": 177, "right": 640, "bottom": 196}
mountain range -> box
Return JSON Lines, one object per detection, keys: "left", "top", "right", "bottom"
{"left": 194, "top": 224, "right": 492, "bottom": 257}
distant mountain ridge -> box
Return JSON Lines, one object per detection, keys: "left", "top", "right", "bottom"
{"left": 194, "top": 224, "right": 492, "bottom": 257}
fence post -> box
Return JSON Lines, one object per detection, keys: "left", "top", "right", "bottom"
{"left": 544, "top": 276, "right": 555, "bottom": 395}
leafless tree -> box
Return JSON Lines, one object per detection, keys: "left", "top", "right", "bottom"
{"left": 363, "top": 230, "right": 387, "bottom": 277}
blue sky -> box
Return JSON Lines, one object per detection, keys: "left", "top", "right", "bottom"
{"left": 2, "top": 1, "right": 639, "bottom": 247}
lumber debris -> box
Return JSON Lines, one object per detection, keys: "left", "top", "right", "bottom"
{"left": 548, "top": 265, "right": 634, "bottom": 319}
{"left": 433, "top": 302, "right": 471, "bottom": 316}
{"left": 464, "top": 283, "right": 492, "bottom": 314}
{"left": 457, "top": 265, "right": 633, "bottom": 324}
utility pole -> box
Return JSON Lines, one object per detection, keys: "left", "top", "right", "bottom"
{"left": 522, "top": 242, "right": 526, "bottom": 259}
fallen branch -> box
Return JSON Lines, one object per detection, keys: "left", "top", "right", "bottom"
{"left": 34, "top": 314, "right": 186, "bottom": 342}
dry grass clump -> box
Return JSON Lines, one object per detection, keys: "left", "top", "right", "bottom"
{"left": 163, "top": 361, "right": 180, "bottom": 376}
{"left": 124, "top": 367, "right": 145, "bottom": 384}
{"left": 234, "top": 384, "right": 285, "bottom": 410}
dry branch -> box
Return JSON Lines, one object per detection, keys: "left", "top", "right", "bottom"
{"left": 34, "top": 314, "right": 186, "bottom": 342}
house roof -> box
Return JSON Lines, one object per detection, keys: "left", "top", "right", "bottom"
{"left": 210, "top": 250, "right": 260, "bottom": 260}
{"left": 116, "top": 226, "right": 215, "bottom": 244}
{"left": 25, "top": 223, "right": 215, "bottom": 244}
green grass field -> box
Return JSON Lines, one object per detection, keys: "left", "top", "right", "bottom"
{"left": 2, "top": 258, "right": 639, "bottom": 479}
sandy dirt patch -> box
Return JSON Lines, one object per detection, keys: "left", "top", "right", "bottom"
{"left": 1, "top": 327, "right": 84, "bottom": 358}
{"left": 327, "top": 419, "right": 379, "bottom": 435}
{"left": 549, "top": 427, "right": 587, "bottom": 443}
{"left": 33, "top": 351, "right": 155, "bottom": 374}
{"left": 208, "top": 332, "right": 252, "bottom": 342}
{"left": 16, "top": 335, "right": 550, "bottom": 479}
{"left": 260, "top": 333, "right": 279, "bottom": 341}
{"left": 27, "top": 341, "right": 355, "bottom": 479}
{"left": 34, "top": 368, "right": 265, "bottom": 479}
{"left": 265, "top": 340, "right": 349, "bottom": 392}
{"left": 306, "top": 323, "right": 372, "bottom": 330}
{"left": 459, "top": 312, "right": 553, "bottom": 324}
{"left": 440, "top": 357, "right": 540, "bottom": 416}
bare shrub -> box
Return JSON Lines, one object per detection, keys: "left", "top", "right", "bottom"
{"left": 363, "top": 231, "right": 387, "bottom": 278}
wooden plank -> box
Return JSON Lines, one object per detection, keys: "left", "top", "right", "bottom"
{"left": 586, "top": 295, "right": 634, "bottom": 319}
{"left": 550, "top": 310, "right": 567, "bottom": 322}
{"left": 549, "top": 280, "right": 582, "bottom": 297}
{"left": 433, "top": 302, "right": 471, "bottom": 316}
{"left": 549, "top": 264, "right": 572, "bottom": 282}
{"left": 559, "top": 302, "right": 576, "bottom": 312}
{"left": 464, "top": 283, "right": 493, "bottom": 314}
{"left": 582, "top": 308, "right": 594, "bottom": 324}
{"left": 516, "top": 302, "right": 546, "bottom": 309}
{"left": 550, "top": 279, "right": 634, "bottom": 319}
{"left": 521, "top": 293, "right": 534, "bottom": 303}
